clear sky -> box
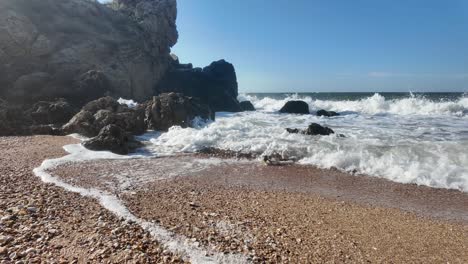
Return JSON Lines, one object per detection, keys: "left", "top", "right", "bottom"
{"left": 171, "top": 0, "right": 468, "bottom": 93}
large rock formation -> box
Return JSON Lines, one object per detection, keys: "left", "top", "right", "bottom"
{"left": 155, "top": 59, "right": 242, "bottom": 112}
{"left": 0, "top": 0, "right": 178, "bottom": 105}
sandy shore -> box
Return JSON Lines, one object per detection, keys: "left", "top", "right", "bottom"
{"left": 49, "top": 146, "right": 468, "bottom": 263}
{"left": 0, "top": 136, "right": 184, "bottom": 263}
{"left": 1, "top": 136, "right": 468, "bottom": 263}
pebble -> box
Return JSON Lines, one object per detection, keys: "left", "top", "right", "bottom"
{"left": 0, "top": 246, "right": 7, "bottom": 255}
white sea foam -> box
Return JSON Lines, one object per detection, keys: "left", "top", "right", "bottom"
{"left": 33, "top": 143, "right": 248, "bottom": 264}
{"left": 239, "top": 93, "right": 468, "bottom": 116}
{"left": 144, "top": 93, "right": 468, "bottom": 192}
{"left": 118, "top": 97, "right": 138, "bottom": 108}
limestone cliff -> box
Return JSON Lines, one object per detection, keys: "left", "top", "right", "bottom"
{"left": 0, "top": 0, "right": 178, "bottom": 104}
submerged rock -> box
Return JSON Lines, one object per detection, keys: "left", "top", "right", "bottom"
{"left": 286, "top": 123, "right": 335, "bottom": 136}
{"left": 316, "top": 109, "right": 339, "bottom": 117}
{"left": 239, "top": 101, "right": 256, "bottom": 111}
{"left": 279, "top": 101, "right": 309, "bottom": 114}
{"left": 83, "top": 125, "right": 132, "bottom": 155}
{"left": 145, "top": 93, "right": 214, "bottom": 131}
{"left": 304, "top": 123, "right": 335, "bottom": 135}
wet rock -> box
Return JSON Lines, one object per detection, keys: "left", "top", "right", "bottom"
{"left": 62, "top": 97, "right": 146, "bottom": 137}
{"left": 286, "top": 123, "right": 335, "bottom": 136}
{"left": 83, "top": 125, "right": 132, "bottom": 155}
{"left": 316, "top": 109, "right": 339, "bottom": 117}
{"left": 304, "top": 123, "right": 335, "bottom": 135}
{"left": 239, "top": 101, "right": 256, "bottom": 111}
{"left": 279, "top": 101, "right": 309, "bottom": 114}
{"left": 145, "top": 93, "right": 214, "bottom": 131}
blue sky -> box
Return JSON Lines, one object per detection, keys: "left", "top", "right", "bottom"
{"left": 171, "top": 0, "right": 468, "bottom": 93}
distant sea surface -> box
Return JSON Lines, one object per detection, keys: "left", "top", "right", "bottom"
{"left": 138, "top": 92, "right": 468, "bottom": 192}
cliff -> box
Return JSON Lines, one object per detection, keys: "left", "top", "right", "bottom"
{"left": 0, "top": 0, "right": 178, "bottom": 104}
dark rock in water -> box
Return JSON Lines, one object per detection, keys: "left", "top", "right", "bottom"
{"left": 0, "top": 0, "right": 178, "bottom": 104}
{"left": 145, "top": 93, "right": 214, "bottom": 131}
{"left": 304, "top": 123, "right": 335, "bottom": 136}
{"left": 83, "top": 125, "right": 132, "bottom": 155}
{"left": 279, "top": 101, "right": 310, "bottom": 114}
{"left": 155, "top": 59, "right": 241, "bottom": 112}
{"left": 316, "top": 109, "right": 339, "bottom": 117}
{"left": 286, "top": 123, "right": 335, "bottom": 136}
{"left": 286, "top": 128, "right": 301, "bottom": 134}
{"left": 62, "top": 97, "right": 145, "bottom": 137}
{"left": 28, "top": 99, "right": 76, "bottom": 125}
{"left": 198, "top": 147, "right": 257, "bottom": 160}
{"left": 239, "top": 101, "right": 256, "bottom": 111}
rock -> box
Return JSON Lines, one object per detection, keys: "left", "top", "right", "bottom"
{"left": 71, "top": 71, "right": 114, "bottom": 106}
{"left": 62, "top": 110, "right": 97, "bottom": 137}
{"left": 0, "top": 99, "right": 30, "bottom": 136}
{"left": 239, "top": 101, "right": 256, "bottom": 111}
{"left": 145, "top": 93, "right": 214, "bottom": 131}
{"left": 83, "top": 125, "right": 134, "bottom": 155}
{"left": 279, "top": 101, "right": 309, "bottom": 114}
{"left": 0, "top": 246, "right": 7, "bottom": 255}
{"left": 304, "top": 123, "right": 334, "bottom": 135}
{"left": 0, "top": 0, "right": 178, "bottom": 104}
{"left": 316, "top": 109, "right": 339, "bottom": 117}
{"left": 285, "top": 128, "right": 301, "bottom": 134}
{"left": 286, "top": 123, "right": 335, "bottom": 136}
{"left": 62, "top": 97, "right": 146, "bottom": 137}
{"left": 27, "top": 99, "right": 76, "bottom": 125}
{"left": 29, "top": 125, "right": 63, "bottom": 135}
{"left": 155, "top": 60, "right": 241, "bottom": 112}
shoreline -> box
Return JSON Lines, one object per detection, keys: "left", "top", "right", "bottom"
{"left": 48, "top": 141, "right": 468, "bottom": 262}
{"left": 2, "top": 135, "right": 467, "bottom": 262}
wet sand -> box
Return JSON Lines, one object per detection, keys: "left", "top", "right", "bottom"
{"left": 0, "top": 136, "right": 184, "bottom": 263}
{"left": 51, "top": 154, "right": 468, "bottom": 263}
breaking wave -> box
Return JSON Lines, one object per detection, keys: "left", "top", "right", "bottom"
{"left": 144, "top": 93, "right": 468, "bottom": 192}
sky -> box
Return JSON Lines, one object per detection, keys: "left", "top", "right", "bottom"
{"left": 171, "top": 0, "right": 468, "bottom": 93}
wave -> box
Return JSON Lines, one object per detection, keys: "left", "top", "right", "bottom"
{"left": 238, "top": 93, "right": 468, "bottom": 116}
{"left": 144, "top": 105, "right": 468, "bottom": 192}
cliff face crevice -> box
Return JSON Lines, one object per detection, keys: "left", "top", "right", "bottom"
{"left": 0, "top": 0, "right": 178, "bottom": 104}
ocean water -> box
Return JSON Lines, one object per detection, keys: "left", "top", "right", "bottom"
{"left": 139, "top": 92, "right": 468, "bottom": 192}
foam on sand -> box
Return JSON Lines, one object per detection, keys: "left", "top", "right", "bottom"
{"left": 33, "top": 143, "right": 248, "bottom": 264}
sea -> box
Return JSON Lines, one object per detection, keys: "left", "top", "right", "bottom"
{"left": 137, "top": 92, "right": 468, "bottom": 192}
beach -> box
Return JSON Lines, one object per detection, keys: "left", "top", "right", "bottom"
{"left": 0, "top": 136, "right": 184, "bottom": 263}
{"left": 2, "top": 135, "right": 467, "bottom": 263}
